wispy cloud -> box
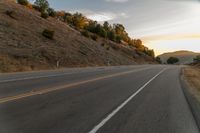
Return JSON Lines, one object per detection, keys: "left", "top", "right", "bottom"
{"left": 70, "top": 9, "right": 128, "bottom": 22}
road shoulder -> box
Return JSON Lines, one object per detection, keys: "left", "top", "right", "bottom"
{"left": 181, "top": 66, "right": 200, "bottom": 130}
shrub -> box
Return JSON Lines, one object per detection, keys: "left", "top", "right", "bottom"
{"left": 194, "top": 55, "right": 200, "bottom": 63}
{"left": 5, "top": 10, "right": 16, "bottom": 19}
{"left": 91, "top": 34, "right": 98, "bottom": 41}
{"left": 47, "top": 8, "right": 56, "bottom": 17}
{"left": 81, "top": 30, "right": 90, "bottom": 38}
{"left": 156, "top": 57, "right": 162, "bottom": 64}
{"left": 17, "top": 0, "right": 29, "bottom": 6}
{"left": 26, "top": 4, "right": 33, "bottom": 9}
{"left": 32, "top": 5, "right": 41, "bottom": 12}
{"left": 42, "top": 29, "right": 54, "bottom": 39}
{"left": 167, "top": 57, "right": 179, "bottom": 64}
{"left": 101, "top": 43, "right": 105, "bottom": 47}
{"left": 41, "top": 12, "right": 49, "bottom": 19}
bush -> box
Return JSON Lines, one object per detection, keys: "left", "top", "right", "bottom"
{"left": 156, "top": 57, "right": 162, "bottom": 64}
{"left": 91, "top": 34, "right": 98, "bottom": 41}
{"left": 17, "top": 0, "right": 29, "bottom": 6}
{"left": 41, "top": 12, "right": 49, "bottom": 19}
{"left": 167, "top": 57, "right": 179, "bottom": 64}
{"left": 48, "top": 8, "right": 56, "bottom": 17}
{"left": 32, "top": 5, "right": 41, "bottom": 12}
{"left": 26, "top": 4, "right": 33, "bottom": 9}
{"left": 81, "top": 30, "right": 90, "bottom": 38}
{"left": 106, "top": 47, "right": 110, "bottom": 51}
{"left": 42, "top": 29, "right": 54, "bottom": 39}
{"left": 194, "top": 55, "right": 200, "bottom": 63}
{"left": 101, "top": 43, "right": 105, "bottom": 47}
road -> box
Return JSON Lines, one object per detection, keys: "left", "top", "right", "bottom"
{"left": 0, "top": 65, "right": 199, "bottom": 133}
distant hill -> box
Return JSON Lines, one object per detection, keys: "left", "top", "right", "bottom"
{"left": 0, "top": 0, "right": 155, "bottom": 72}
{"left": 158, "top": 51, "right": 200, "bottom": 64}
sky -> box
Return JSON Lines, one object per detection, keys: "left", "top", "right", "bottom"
{"left": 44, "top": 0, "right": 200, "bottom": 55}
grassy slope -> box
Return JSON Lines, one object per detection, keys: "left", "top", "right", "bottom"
{"left": 0, "top": 0, "right": 154, "bottom": 72}
{"left": 158, "top": 51, "right": 199, "bottom": 64}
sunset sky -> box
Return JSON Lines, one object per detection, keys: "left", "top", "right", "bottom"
{"left": 45, "top": 0, "right": 200, "bottom": 55}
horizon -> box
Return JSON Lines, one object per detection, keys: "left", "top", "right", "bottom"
{"left": 40, "top": 0, "right": 200, "bottom": 56}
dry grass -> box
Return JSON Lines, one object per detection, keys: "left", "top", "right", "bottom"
{"left": 183, "top": 66, "right": 200, "bottom": 102}
{"left": 0, "top": 0, "right": 155, "bottom": 72}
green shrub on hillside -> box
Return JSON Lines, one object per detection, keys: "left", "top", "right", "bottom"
{"left": 41, "top": 12, "right": 49, "bottom": 19}
{"left": 42, "top": 29, "right": 54, "bottom": 39}
{"left": 47, "top": 8, "right": 56, "bottom": 17}
{"left": 17, "top": 0, "right": 29, "bottom": 6}
{"left": 81, "top": 30, "right": 90, "bottom": 38}
{"left": 91, "top": 34, "right": 98, "bottom": 41}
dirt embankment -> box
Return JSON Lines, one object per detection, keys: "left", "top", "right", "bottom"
{"left": 0, "top": 0, "right": 155, "bottom": 73}
{"left": 182, "top": 66, "right": 200, "bottom": 128}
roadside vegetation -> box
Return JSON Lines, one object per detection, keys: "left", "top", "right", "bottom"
{"left": 16, "top": 0, "right": 155, "bottom": 58}
{"left": 167, "top": 57, "right": 179, "bottom": 64}
{"left": 193, "top": 55, "right": 200, "bottom": 63}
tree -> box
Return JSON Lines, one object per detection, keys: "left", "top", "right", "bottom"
{"left": 167, "top": 57, "right": 179, "bottom": 64}
{"left": 72, "top": 13, "right": 87, "bottom": 29}
{"left": 145, "top": 49, "right": 155, "bottom": 57}
{"left": 34, "top": 0, "right": 49, "bottom": 12}
{"left": 156, "top": 57, "right": 162, "bottom": 64}
{"left": 103, "top": 21, "right": 110, "bottom": 31}
{"left": 47, "top": 8, "right": 56, "bottom": 17}
{"left": 17, "top": 0, "right": 29, "bottom": 6}
{"left": 194, "top": 55, "right": 200, "bottom": 63}
{"left": 108, "top": 30, "right": 116, "bottom": 42}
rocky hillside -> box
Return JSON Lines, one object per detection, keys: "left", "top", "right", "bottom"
{"left": 158, "top": 50, "right": 200, "bottom": 64}
{"left": 0, "top": 0, "right": 155, "bottom": 72}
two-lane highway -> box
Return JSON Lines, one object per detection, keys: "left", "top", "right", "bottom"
{"left": 0, "top": 65, "right": 199, "bottom": 133}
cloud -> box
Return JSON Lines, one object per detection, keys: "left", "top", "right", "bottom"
{"left": 70, "top": 9, "right": 128, "bottom": 22}
{"left": 87, "top": 12, "right": 128, "bottom": 22}
{"left": 87, "top": 13, "right": 116, "bottom": 21}
{"left": 105, "top": 0, "right": 129, "bottom": 3}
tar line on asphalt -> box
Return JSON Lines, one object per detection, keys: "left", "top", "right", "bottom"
{"left": 0, "top": 67, "right": 152, "bottom": 104}
{"left": 88, "top": 68, "right": 167, "bottom": 133}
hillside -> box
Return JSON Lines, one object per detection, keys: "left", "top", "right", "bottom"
{"left": 158, "top": 51, "right": 200, "bottom": 64}
{"left": 0, "top": 0, "right": 155, "bottom": 72}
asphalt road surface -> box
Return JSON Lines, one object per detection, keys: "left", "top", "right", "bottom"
{"left": 0, "top": 65, "right": 199, "bottom": 133}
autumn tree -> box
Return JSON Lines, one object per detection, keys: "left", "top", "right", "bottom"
{"left": 72, "top": 13, "right": 87, "bottom": 29}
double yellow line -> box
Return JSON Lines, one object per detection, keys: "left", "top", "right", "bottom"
{"left": 0, "top": 67, "right": 152, "bottom": 104}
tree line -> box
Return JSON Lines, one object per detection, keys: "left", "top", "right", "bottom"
{"left": 17, "top": 0, "right": 155, "bottom": 57}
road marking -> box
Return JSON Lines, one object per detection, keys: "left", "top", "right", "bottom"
{"left": 0, "top": 72, "right": 76, "bottom": 83}
{"left": 0, "top": 68, "right": 109, "bottom": 83}
{"left": 88, "top": 68, "right": 167, "bottom": 133}
{"left": 0, "top": 67, "right": 152, "bottom": 104}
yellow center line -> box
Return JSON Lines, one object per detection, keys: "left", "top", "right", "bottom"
{"left": 0, "top": 67, "right": 153, "bottom": 104}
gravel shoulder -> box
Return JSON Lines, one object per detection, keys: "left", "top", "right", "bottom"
{"left": 181, "top": 66, "right": 200, "bottom": 129}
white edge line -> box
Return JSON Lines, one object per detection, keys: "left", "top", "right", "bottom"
{"left": 88, "top": 68, "right": 167, "bottom": 133}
